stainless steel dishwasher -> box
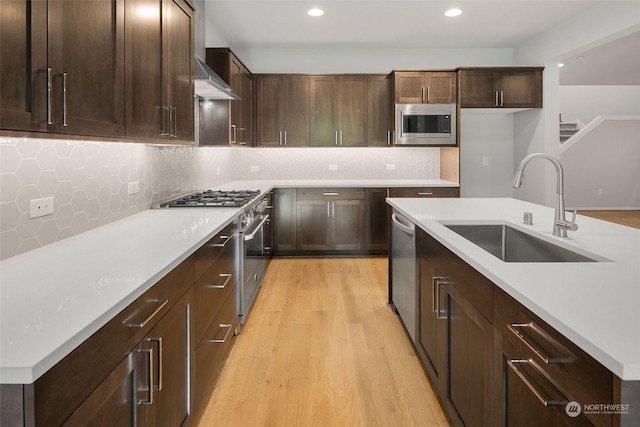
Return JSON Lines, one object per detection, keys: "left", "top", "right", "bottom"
{"left": 390, "top": 210, "right": 417, "bottom": 342}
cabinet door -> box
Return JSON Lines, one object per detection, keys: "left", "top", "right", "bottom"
{"left": 282, "top": 76, "right": 310, "bottom": 146}
{"left": 125, "top": 0, "right": 163, "bottom": 139}
{"left": 393, "top": 71, "right": 424, "bottom": 103}
{"left": 273, "top": 189, "right": 297, "bottom": 253}
{"left": 62, "top": 353, "right": 141, "bottom": 427}
{"left": 163, "top": 0, "right": 194, "bottom": 142}
{"left": 229, "top": 59, "right": 242, "bottom": 144}
{"left": 256, "top": 75, "right": 283, "bottom": 146}
{"left": 424, "top": 72, "right": 457, "bottom": 104}
{"left": 497, "top": 70, "right": 542, "bottom": 108}
{"left": 332, "top": 199, "right": 365, "bottom": 250}
{"left": 0, "top": 0, "right": 48, "bottom": 132}
{"left": 417, "top": 257, "right": 447, "bottom": 396}
{"left": 365, "top": 188, "right": 388, "bottom": 251}
{"left": 310, "top": 76, "right": 340, "bottom": 146}
{"left": 240, "top": 70, "right": 253, "bottom": 145}
{"left": 48, "top": 0, "right": 125, "bottom": 137}
{"left": 446, "top": 285, "right": 493, "bottom": 427}
{"left": 367, "top": 76, "right": 392, "bottom": 147}
{"left": 339, "top": 76, "right": 367, "bottom": 147}
{"left": 458, "top": 69, "right": 496, "bottom": 108}
{"left": 296, "top": 200, "right": 332, "bottom": 250}
{"left": 142, "top": 290, "right": 192, "bottom": 427}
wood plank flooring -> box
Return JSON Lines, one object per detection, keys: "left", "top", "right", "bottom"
{"left": 578, "top": 210, "right": 640, "bottom": 229}
{"left": 197, "top": 258, "right": 449, "bottom": 427}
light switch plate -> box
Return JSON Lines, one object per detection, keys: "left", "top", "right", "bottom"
{"left": 30, "top": 197, "right": 54, "bottom": 219}
{"left": 250, "top": 165, "right": 260, "bottom": 172}
{"left": 386, "top": 164, "right": 396, "bottom": 170}
{"left": 328, "top": 164, "right": 338, "bottom": 171}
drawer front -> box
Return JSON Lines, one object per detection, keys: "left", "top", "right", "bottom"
{"left": 388, "top": 187, "right": 460, "bottom": 198}
{"left": 296, "top": 188, "right": 365, "bottom": 201}
{"left": 194, "top": 285, "right": 238, "bottom": 412}
{"left": 194, "top": 241, "right": 237, "bottom": 344}
{"left": 32, "top": 256, "right": 195, "bottom": 427}
{"left": 494, "top": 288, "right": 614, "bottom": 427}
{"left": 194, "top": 221, "right": 239, "bottom": 281}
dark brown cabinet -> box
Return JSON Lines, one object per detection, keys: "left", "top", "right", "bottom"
{"left": 256, "top": 75, "right": 310, "bottom": 146}
{"left": 1, "top": 0, "right": 125, "bottom": 137}
{"left": 392, "top": 71, "right": 457, "bottom": 104}
{"left": 310, "top": 76, "right": 367, "bottom": 147}
{"left": 125, "top": 0, "right": 194, "bottom": 142}
{"left": 388, "top": 187, "right": 461, "bottom": 198}
{"left": 416, "top": 229, "right": 493, "bottom": 427}
{"left": 296, "top": 188, "right": 365, "bottom": 252}
{"left": 273, "top": 188, "right": 297, "bottom": 253}
{"left": 457, "top": 67, "right": 543, "bottom": 108}
{"left": 365, "top": 188, "right": 389, "bottom": 252}
{"left": 206, "top": 48, "right": 253, "bottom": 146}
{"left": 367, "top": 75, "right": 393, "bottom": 146}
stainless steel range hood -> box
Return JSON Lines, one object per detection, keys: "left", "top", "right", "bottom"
{"left": 194, "top": 56, "right": 241, "bottom": 100}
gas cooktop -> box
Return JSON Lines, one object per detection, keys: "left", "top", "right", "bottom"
{"left": 159, "top": 190, "right": 261, "bottom": 208}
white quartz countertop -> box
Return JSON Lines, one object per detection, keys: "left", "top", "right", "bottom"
{"left": 387, "top": 197, "right": 640, "bottom": 380}
{"left": 0, "top": 178, "right": 455, "bottom": 384}
{"left": 0, "top": 208, "right": 241, "bottom": 383}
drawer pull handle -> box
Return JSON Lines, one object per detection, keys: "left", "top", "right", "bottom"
{"left": 206, "top": 273, "right": 232, "bottom": 289}
{"left": 417, "top": 192, "right": 433, "bottom": 196}
{"left": 208, "top": 323, "right": 233, "bottom": 343}
{"left": 323, "top": 192, "right": 339, "bottom": 196}
{"left": 507, "top": 359, "right": 568, "bottom": 407}
{"left": 432, "top": 277, "right": 449, "bottom": 320}
{"left": 210, "top": 235, "right": 232, "bottom": 247}
{"left": 507, "top": 323, "right": 573, "bottom": 364}
{"left": 124, "top": 299, "right": 169, "bottom": 328}
{"left": 136, "top": 347, "right": 154, "bottom": 405}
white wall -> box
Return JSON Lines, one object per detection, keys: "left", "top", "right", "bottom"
{"left": 560, "top": 86, "right": 640, "bottom": 124}
{"left": 560, "top": 119, "right": 640, "bottom": 209}
{"left": 513, "top": 1, "right": 640, "bottom": 207}
{"left": 459, "top": 112, "right": 515, "bottom": 198}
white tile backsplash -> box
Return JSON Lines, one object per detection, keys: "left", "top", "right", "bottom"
{"left": 0, "top": 137, "right": 440, "bottom": 259}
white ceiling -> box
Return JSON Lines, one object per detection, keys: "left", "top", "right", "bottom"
{"left": 204, "top": 0, "right": 640, "bottom": 84}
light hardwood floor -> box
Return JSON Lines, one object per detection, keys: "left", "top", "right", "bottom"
{"left": 578, "top": 210, "right": 640, "bottom": 229}
{"left": 197, "top": 257, "right": 449, "bottom": 426}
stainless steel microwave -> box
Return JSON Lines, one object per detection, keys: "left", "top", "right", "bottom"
{"left": 395, "top": 103, "right": 457, "bottom": 146}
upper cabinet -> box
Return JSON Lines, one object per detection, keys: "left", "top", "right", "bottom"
{"left": 457, "top": 67, "right": 543, "bottom": 108}
{"left": 206, "top": 48, "right": 253, "bottom": 146}
{"left": 1, "top": 0, "right": 194, "bottom": 142}
{"left": 125, "top": 0, "right": 194, "bottom": 142}
{"left": 1, "top": 0, "right": 125, "bottom": 137}
{"left": 366, "top": 75, "right": 393, "bottom": 147}
{"left": 392, "top": 71, "right": 457, "bottom": 104}
{"left": 256, "top": 75, "right": 310, "bottom": 147}
{"left": 310, "top": 75, "right": 367, "bottom": 147}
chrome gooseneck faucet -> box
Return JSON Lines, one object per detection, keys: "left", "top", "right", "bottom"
{"left": 512, "top": 153, "right": 578, "bottom": 237}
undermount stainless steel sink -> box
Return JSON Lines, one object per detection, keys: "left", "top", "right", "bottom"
{"left": 443, "top": 224, "right": 599, "bottom": 263}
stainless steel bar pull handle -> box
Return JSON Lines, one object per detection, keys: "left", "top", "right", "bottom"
{"left": 507, "top": 359, "right": 569, "bottom": 407}
{"left": 432, "top": 277, "right": 448, "bottom": 319}
{"left": 417, "top": 192, "right": 433, "bottom": 197}
{"left": 210, "top": 234, "right": 232, "bottom": 247}
{"left": 47, "top": 68, "right": 53, "bottom": 125}
{"left": 136, "top": 347, "right": 154, "bottom": 405}
{"left": 208, "top": 323, "right": 233, "bottom": 343}
{"left": 500, "top": 90, "right": 504, "bottom": 107}
{"left": 146, "top": 337, "right": 163, "bottom": 391}
{"left": 421, "top": 86, "right": 426, "bottom": 103}
{"left": 387, "top": 130, "right": 391, "bottom": 146}
{"left": 160, "top": 106, "right": 172, "bottom": 136}
{"left": 323, "top": 192, "right": 339, "bottom": 196}
{"left": 284, "top": 130, "right": 287, "bottom": 146}
{"left": 124, "top": 299, "right": 169, "bottom": 328}
{"left": 495, "top": 91, "right": 500, "bottom": 107}
{"left": 205, "top": 273, "right": 232, "bottom": 289}
{"left": 61, "top": 72, "right": 68, "bottom": 126}
{"left": 426, "top": 86, "right": 430, "bottom": 102}
{"left": 507, "top": 323, "right": 572, "bottom": 364}
{"left": 170, "top": 106, "right": 176, "bottom": 137}
{"left": 231, "top": 124, "right": 237, "bottom": 143}
{"left": 335, "top": 131, "right": 339, "bottom": 146}
{"left": 279, "top": 130, "right": 282, "bottom": 146}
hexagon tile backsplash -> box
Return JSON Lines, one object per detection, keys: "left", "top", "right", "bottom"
{"left": 1, "top": 137, "right": 441, "bottom": 260}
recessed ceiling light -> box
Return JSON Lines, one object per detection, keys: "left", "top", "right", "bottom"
{"left": 445, "top": 8, "right": 462, "bottom": 17}
{"left": 308, "top": 8, "right": 324, "bottom": 17}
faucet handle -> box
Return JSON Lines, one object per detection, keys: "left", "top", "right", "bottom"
{"left": 558, "top": 208, "right": 579, "bottom": 232}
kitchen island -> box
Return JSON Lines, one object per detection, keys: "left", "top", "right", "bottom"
{"left": 387, "top": 197, "right": 640, "bottom": 425}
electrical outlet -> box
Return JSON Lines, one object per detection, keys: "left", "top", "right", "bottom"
{"left": 482, "top": 156, "right": 489, "bottom": 166}
{"left": 128, "top": 181, "right": 139, "bottom": 195}
{"left": 250, "top": 165, "right": 260, "bottom": 172}
{"left": 386, "top": 164, "right": 396, "bottom": 170}
{"left": 328, "top": 164, "right": 338, "bottom": 171}
{"left": 30, "top": 197, "right": 54, "bottom": 219}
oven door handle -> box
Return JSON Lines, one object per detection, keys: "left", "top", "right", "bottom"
{"left": 244, "top": 215, "right": 269, "bottom": 241}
